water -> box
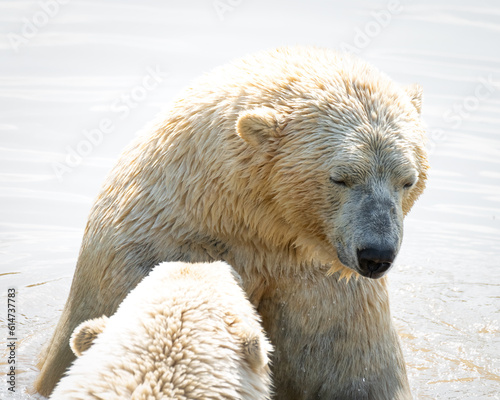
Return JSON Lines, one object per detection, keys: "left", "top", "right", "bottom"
{"left": 1, "top": 1, "right": 499, "bottom": 398}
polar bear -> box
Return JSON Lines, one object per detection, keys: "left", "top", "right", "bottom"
{"left": 36, "top": 46, "right": 428, "bottom": 399}
{"left": 49, "top": 261, "right": 272, "bottom": 400}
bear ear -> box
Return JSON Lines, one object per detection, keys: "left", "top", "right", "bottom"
{"left": 237, "top": 328, "right": 272, "bottom": 372}
{"left": 404, "top": 83, "right": 423, "bottom": 115}
{"left": 224, "top": 312, "right": 272, "bottom": 371}
{"left": 70, "top": 316, "right": 108, "bottom": 357}
{"left": 236, "top": 107, "right": 283, "bottom": 146}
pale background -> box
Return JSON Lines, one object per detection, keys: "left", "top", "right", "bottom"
{"left": 0, "top": 0, "right": 499, "bottom": 398}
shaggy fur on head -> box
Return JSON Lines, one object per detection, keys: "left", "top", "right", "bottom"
{"left": 50, "top": 261, "right": 272, "bottom": 400}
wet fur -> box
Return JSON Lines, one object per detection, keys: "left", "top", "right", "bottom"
{"left": 35, "top": 47, "right": 427, "bottom": 399}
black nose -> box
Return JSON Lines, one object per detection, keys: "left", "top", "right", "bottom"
{"left": 357, "top": 247, "right": 396, "bottom": 279}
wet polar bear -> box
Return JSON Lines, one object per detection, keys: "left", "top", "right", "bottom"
{"left": 49, "top": 261, "right": 272, "bottom": 400}
{"left": 36, "top": 46, "right": 428, "bottom": 399}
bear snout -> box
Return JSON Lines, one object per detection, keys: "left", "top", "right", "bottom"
{"left": 356, "top": 247, "right": 396, "bottom": 279}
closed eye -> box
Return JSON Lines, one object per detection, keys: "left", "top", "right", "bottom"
{"left": 403, "top": 180, "right": 416, "bottom": 189}
{"left": 330, "top": 177, "right": 347, "bottom": 187}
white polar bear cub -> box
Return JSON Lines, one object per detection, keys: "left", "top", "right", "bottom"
{"left": 50, "top": 261, "right": 272, "bottom": 400}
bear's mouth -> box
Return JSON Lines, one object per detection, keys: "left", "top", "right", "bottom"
{"left": 357, "top": 263, "right": 392, "bottom": 279}
{"left": 335, "top": 249, "right": 352, "bottom": 271}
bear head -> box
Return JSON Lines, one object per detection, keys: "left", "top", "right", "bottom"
{"left": 236, "top": 60, "right": 428, "bottom": 280}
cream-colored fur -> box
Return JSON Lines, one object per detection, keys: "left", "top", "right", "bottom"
{"left": 50, "top": 262, "right": 272, "bottom": 400}
{"left": 35, "top": 46, "right": 427, "bottom": 399}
